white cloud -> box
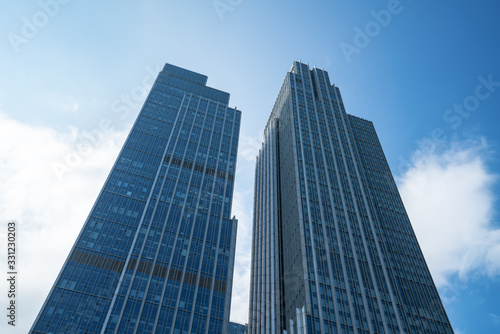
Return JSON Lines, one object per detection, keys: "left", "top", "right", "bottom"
{"left": 230, "top": 130, "right": 263, "bottom": 324}
{"left": 0, "top": 112, "right": 127, "bottom": 333}
{"left": 398, "top": 138, "right": 500, "bottom": 287}
{"left": 238, "top": 131, "right": 263, "bottom": 162}
{"left": 229, "top": 187, "right": 253, "bottom": 324}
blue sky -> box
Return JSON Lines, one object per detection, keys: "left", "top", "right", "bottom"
{"left": 1, "top": 1, "right": 500, "bottom": 333}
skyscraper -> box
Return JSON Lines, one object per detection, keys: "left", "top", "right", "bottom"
{"left": 249, "top": 62, "right": 453, "bottom": 334}
{"left": 30, "top": 64, "right": 241, "bottom": 334}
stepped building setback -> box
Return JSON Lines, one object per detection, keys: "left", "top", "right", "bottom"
{"left": 249, "top": 62, "right": 454, "bottom": 334}
{"left": 30, "top": 64, "right": 241, "bottom": 334}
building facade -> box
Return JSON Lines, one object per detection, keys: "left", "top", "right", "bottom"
{"left": 249, "top": 62, "right": 454, "bottom": 334}
{"left": 30, "top": 64, "right": 241, "bottom": 334}
{"left": 229, "top": 321, "right": 249, "bottom": 334}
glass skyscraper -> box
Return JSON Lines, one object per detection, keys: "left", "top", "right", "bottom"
{"left": 30, "top": 64, "right": 241, "bottom": 333}
{"left": 249, "top": 62, "right": 453, "bottom": 334}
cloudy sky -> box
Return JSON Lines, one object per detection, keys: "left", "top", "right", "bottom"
{"left": 1, "top": 1, "right": 500, "bottom": 333}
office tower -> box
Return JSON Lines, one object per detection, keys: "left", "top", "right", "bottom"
{"left": 30, "top": 64, "right": 241, "bottom": 334}
{"left": 229, "top": 321, "right": 249, "bottom": 334}
{"left": 249, "top": 62, "right": 453, "bottom": 334}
